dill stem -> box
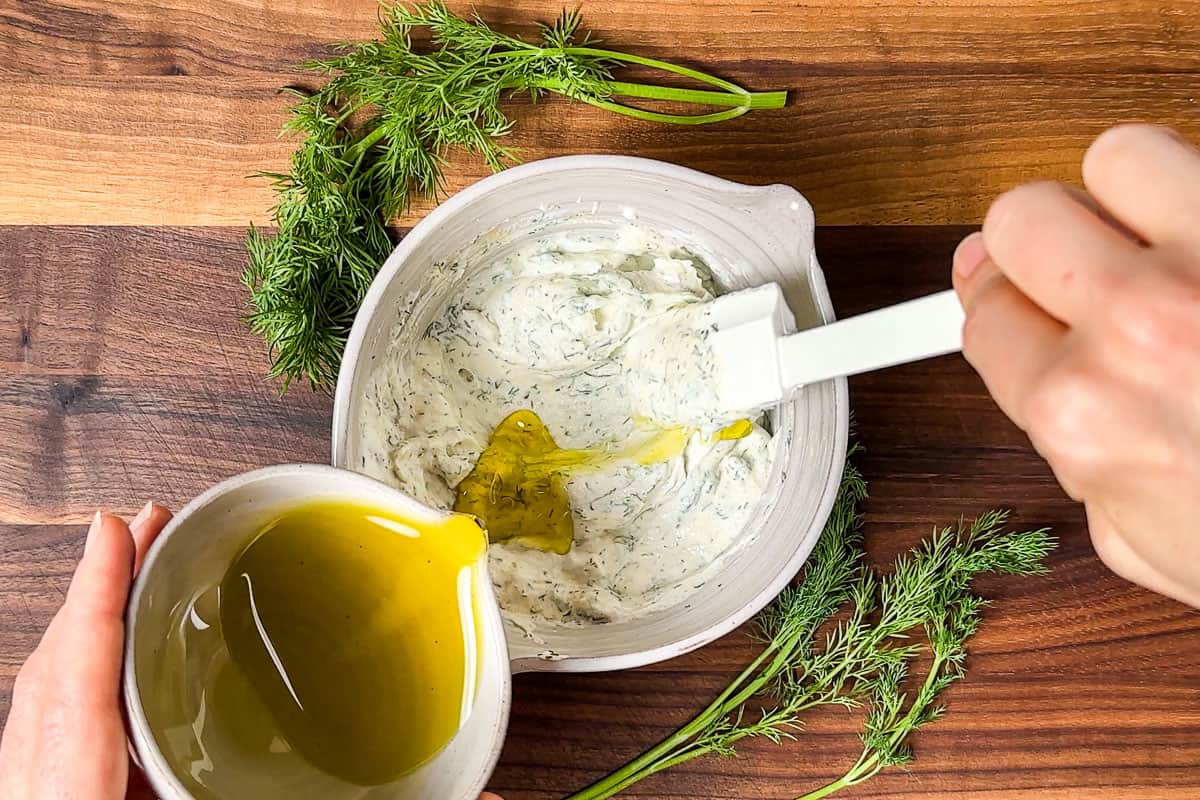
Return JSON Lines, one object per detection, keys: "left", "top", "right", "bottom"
{"left": 496, "top": 44, "right": 788, "bottom": 121}
{"left": 794, "top": 748, "right": 881, "bottom": 800}
{"left": 522, "top": 75, "right": 784, "bottom": 123}
{"left": 571, "top": 585, "right": 945, "bottom": 799}
{"left": 795, "top": 742, "right": 880, "bottom": 800}
{"left": 563, "top": 46, "right": 746, "bottom": 95}
{"left": 552, "top": 92, "right": 754, "bottom": 124}
{"left": 564, "top": 642, "right": 782, "bottom": 800}
{"left": 333, "top": 103, "right": 365, "bottom": 127}
{"left": 566, "top": 626, "right": 825, "bottom": 800}
{"left": 552, "top": 43, "right": 790, "bottom": 123}
{"left": 343, "top": 124, "right": 390, "bottom": 169}
{"left": 597, "top": 687, "right": 842, "bottom": 798}
{"left": 795, "top": 774, "right": 858, "bottom": 800}
{"left": 582, "top": 747, "right": 708, "bottom": 798}
{"left": 337, "top": 45, "right": 787, "bottom": 183}
{"left": 793, "top": 740, "right": 879, "bottom": 800}
{"left": 606, "top": 80, "right": 786, "bottom": 109}
{"left": 715, "top": 633, "right": 795, "bottom": 708}
{"left": 571, "top": 681, "right": 841, "bottom": 800}
{"left": 793, "top": 652, "right": 950, "bottom": 800}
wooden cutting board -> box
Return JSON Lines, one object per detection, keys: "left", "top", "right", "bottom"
{"left": 1, "top": 2, "right": 1197, "bottom": 798}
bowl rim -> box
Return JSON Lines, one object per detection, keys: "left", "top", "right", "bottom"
{"left": 331, "top": 154, "right": 850, "bottom": 672}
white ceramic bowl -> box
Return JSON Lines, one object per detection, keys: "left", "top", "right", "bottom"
{"left": 333, "top": 155, "right": 849, "bottom": 671}
{"left": 123, "top": 465, "right": 510, "bottom": 800}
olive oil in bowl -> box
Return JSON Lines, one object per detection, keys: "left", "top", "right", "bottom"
{"left": 145, "top": 500, "right": 487, "bottom": 798}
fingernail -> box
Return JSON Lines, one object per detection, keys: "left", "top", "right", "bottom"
{"left": 131, "top": 501, "right": 154, "bottom": 529}
{"left": 85, "top": 510, "right": 103, "bottom": 554}
{"left": 953, "top": 231, "right": 988, "bottom": 280}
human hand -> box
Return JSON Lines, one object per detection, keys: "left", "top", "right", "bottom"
{"left": 0, "top": 504, "right": 508, "bottom": 799}
{"left": 0, "top": 504, "right": 173, "bottom": 799}
{"left": 953, "top": 123, "right": 1200, "bottom": 609}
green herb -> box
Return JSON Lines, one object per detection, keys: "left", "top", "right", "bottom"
{"left": 243, "top": 1, "right": 788, "bottom": 391}
{"left": 793, "top": 508, "right": 1053, "bottom": 800}
{"left": 566, "top": 455, "right": 1054, "bottom": 800}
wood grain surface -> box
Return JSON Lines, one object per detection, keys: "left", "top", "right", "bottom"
{"left": 1, "top": 1, "right": 1198, "bottom": 799}
{"left": 4, "top": 1, "right": 1200, "bottom": 226}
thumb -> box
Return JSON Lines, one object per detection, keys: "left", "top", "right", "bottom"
{"left": 67, "top": 512, "right": 136, "bottom": 621}
{"left": 58, "top": 512, "right": 136, "bottom": 701}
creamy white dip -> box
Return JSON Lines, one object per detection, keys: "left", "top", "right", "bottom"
{"left": 360, "top": 226, "right": 775, "bottom": 631}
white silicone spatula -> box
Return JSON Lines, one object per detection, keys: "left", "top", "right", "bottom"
{"left": 711, "top": 283, "right": 965, "bottom": 412}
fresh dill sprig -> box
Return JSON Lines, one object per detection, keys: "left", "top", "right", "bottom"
{"left": 562, "top": 457, "right": 869, "bottom": 799}
{"left": 564, "top": 461, "right": 1055, "bottom": 800}
{"left": 793, "top": 510, "right": 1055, "bottom": 800}
{"left": 244, "top": 1, "right": 788, "bottom": 391}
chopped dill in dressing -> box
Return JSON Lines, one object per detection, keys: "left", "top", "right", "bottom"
{"left": 359, "top": 226, "right": 776, "bottom": 632}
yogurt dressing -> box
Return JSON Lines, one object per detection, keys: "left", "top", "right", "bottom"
{"left": 360, "top": 226, "right": 775, "bottom": 631}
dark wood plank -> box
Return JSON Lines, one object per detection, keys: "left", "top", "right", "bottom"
{"left": 0, "top": 373, "right": 331, "bottom": 523}
{"left": 2, "top": 226, "right": 279, "bottom": 377}
{"left": 492, "top": 520, "right": 1200, "bottom": 799}
{"left": 1, "top": 225, "right": 1196, "bottom": 798}
{"left": 0, "top": 523, "right": 80, "bottom": 694}
{"left": 3, "top": 74, "right": 1200, "bottom": 227}
{"left": 0, "top": 226, "right": 332, "bottom": 522}
{"left": 4, "top": 0, "right": 1200, "bottom": 77}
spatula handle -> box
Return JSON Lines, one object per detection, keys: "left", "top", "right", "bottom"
{"left": 778, "top": 290, "right": 965, "bottom": 391}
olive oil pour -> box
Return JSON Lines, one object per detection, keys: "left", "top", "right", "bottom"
{"left": 453, "top": 410, "right": 578, "bottom": 555}
{"left": 148, "top": 501, "right": 487, "bottom": 798}
{"left": 454, "top": 410, "right": 753, "bottom": 555}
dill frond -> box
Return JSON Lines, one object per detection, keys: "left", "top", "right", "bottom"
{"left": 244, "top": 1, "right": 788, "bottom": 391}
{"left": 564, "top": 454, "right": 1055, "bottom": 800}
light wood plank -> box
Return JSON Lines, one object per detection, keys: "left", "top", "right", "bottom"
{"left": 3, "top": 74, "right": 1199, "bottom": 228}
{"left": 0, "top": 77, "right": 291, "bottom": 227}
{"left": 4, "top": 0, "right": 1200, "bottom": 76}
